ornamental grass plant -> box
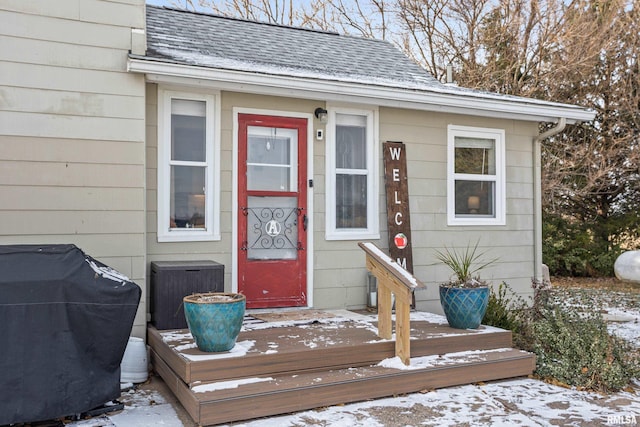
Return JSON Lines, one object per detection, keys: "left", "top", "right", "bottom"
{"left": 434, "top": 240, "right": 498, "bottom": 288}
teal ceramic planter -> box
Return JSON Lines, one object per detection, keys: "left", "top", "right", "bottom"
{"left": 439, "top": 286, "right": 489, "bottom": 329}
{"left": 183, "top": 293, "right": 246, "bottom": 352}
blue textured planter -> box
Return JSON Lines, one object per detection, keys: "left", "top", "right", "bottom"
{"left": 439, "top": 285, "right": 489, "bottom": 329}
{"left": 183, "top": 293, "right": 246, "bottom": 352}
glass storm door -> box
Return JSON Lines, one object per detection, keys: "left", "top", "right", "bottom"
{"left": 238, "top": 114, "right": 307, "bottom": 308}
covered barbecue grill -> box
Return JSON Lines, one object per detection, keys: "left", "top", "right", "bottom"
{"left": 0, "top": 244, "right": 141, "bottom": 425}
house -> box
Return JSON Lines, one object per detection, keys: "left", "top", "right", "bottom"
{"left": 0, "top": 1, "right": 595, "bottom": 339}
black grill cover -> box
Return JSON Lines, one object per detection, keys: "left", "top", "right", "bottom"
{"left": 0, "top": 244, "right": 141, "bottom": 424}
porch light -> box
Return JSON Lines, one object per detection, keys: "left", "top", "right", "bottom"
{"left": 314, "top": 107, "right": 328, "bottom": 123}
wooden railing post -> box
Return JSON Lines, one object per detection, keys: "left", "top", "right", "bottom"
{"left": 377, "top": 278, "right": 393, "bottom": 339}
{"left": 359, "top": 242, "right": 426, "bottom": 366}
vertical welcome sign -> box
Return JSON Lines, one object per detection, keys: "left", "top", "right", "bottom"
{"left": 383, "top": 141, "right": 413, "bottom": 275}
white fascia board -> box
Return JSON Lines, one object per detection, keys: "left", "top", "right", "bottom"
{"left": 128, "top": 58, "right": 595, "bottom": 124}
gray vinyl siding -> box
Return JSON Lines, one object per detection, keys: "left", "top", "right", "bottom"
{"left": 312, "top": 108, "right": 538, "bottom": 311}
{"left": 145, "top": 83, "right": 231, "bottom": 283}
{"left": 0, "top": 1, "right": 147, "bottom": 337}
{"left": 298, "top": 107, "right": 539, "bottom": 310}
{"left": 145, "top": 86, "right": 540, "bottom": 311}
{"left": 145, "top": 87, "right": 319, "bottom": 292}
{"left": 379, "top": 108, "right": 538, "bottom": 313}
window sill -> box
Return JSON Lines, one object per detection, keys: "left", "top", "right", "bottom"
{"left": 157, "top": 232, "right": 221, "bottom": 243}
{"left": 325, "top": 230, "right": 380, "bottom": 241}
{"left": 447, "top": 217, "right": 505, "bottom": 226}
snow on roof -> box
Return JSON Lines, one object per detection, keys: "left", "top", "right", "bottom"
{"left": 145, "top": 5, "right": 440, "bottom": 89}
{"left": 138, "top": 5, "right": 594, "bottom": 123}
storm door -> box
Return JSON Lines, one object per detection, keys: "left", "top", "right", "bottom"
{"left": 237, "top": 114, "right": 308, "bottom": 308}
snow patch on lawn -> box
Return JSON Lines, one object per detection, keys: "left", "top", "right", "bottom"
{"left": 606, "top": 306, "right": 640, "bottom": 347}
{"left": 69, "top": 388, "right": 183, "bottom": 427}
{"left": 220, "top": 378, "right": 640, "bottom": 427}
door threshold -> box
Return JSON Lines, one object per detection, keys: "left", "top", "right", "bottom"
{"left": 246, "top": 306, "right": 314, "bottom": 315}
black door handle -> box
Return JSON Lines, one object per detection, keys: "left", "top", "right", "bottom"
{"left": 303, "top": 214, "right": 308, "bottom": 231}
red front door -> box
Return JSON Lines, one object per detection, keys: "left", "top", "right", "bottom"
{"left": 238, "top": 114, "right": 307, "bottom": 308}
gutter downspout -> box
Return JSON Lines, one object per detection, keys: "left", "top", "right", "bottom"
{"left": 533, "top": 117, "right": 566, "bottom": 282}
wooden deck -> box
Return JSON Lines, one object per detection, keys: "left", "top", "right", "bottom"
{"left": 148, "top": 311, "right": 535, "bottom": 426}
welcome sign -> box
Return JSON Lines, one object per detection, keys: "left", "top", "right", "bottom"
{"left": 383, "top": 141, "right": 414, "bottom": 275}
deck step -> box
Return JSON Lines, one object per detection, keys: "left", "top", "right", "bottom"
{"left": 151, "top": 347, "right": 535, "bottom": 426}
{"left": 148, "top": 317, "right": 514, "bottom": 384}
{"left": 148, "top": 311, "right": 535, "bottom": 426}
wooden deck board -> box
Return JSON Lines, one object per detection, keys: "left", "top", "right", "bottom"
{"left": 189, "top": 348, "right": 531, "bottom": 401}
{"left": 147, "top": 327, "right": 191, "bottom": 382}
{"left": 150, "top": 348, "right": 200, "bottom": 422}
{"left": 148, "top": 317, "right": 513, "bottom": 384}
{"left": 184, "top": 349, "right": 535, "bottom": 425}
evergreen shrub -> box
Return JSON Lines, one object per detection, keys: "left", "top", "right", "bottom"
{"left": 482, "top": 280, "right": 639, "bottom": 392}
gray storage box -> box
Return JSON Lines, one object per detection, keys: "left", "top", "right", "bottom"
{"left": 150, "top": 260, "right": 224, "bottom": 330}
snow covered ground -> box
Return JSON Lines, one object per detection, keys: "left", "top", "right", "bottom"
{"left": 69, "top": 285, "right": 639, "bottom": 427}
{"left": 67, "top": 386, "right": 184, "bottom": 427}
{"left": 227, "top": 378, "right": 640, "bottom": 426}
{"left": 68, "top": 376, "right": 640, "bottom": 427}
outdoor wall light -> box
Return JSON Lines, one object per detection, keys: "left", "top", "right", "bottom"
{"left": 314, "top": 107, "right": 328, "bottom": 123}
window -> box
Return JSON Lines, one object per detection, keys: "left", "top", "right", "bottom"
{"left": 326, "top": 107, "right": 379, "bottom": 240}
{"left": 447, "top": 125, "right": 505, "bottom": 225}
{"left": 157, "top": 89, "right": 220, "bottom": 242}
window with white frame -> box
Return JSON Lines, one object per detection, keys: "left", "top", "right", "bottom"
{"left": 326, "top": 108, "right": 379, "bottom": 240}
{"left": 447, "top": 125, "right": 505, "bottom": 225}
{"left": 157, "top": 89, "right": 220, "bottom": 242}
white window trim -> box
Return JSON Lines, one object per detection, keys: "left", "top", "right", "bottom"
{"left": 325, "top": 106, "right": 380, "bottom": 240}
{"left": 447, "top": 124, "right": 506, "bottom": 226}
{"left": 157, "top": 87, "right": 221, "bottom": 242}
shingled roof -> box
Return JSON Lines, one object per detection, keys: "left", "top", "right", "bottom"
{"left": 144, "top": 5, "right": 440, "bottom": 89}
{"left": 132, "top": 5, "right": 594, "bottom": 124}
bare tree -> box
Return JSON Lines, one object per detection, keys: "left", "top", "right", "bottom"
{"left": 193, "top": 0, "right": 304, "bottom": 25}
{"left": 542, "top": 1, "right": 640, "bottom": 248}
{"left": 177, "top": 0, "right": 639, "bottom": 270}
{"left": 317, "top": 0, "right": 392, "bottom": 39}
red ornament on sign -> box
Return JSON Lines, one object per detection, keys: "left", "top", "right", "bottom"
{"left": 394, "top": 233, "right": 408, "bottom": 250}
